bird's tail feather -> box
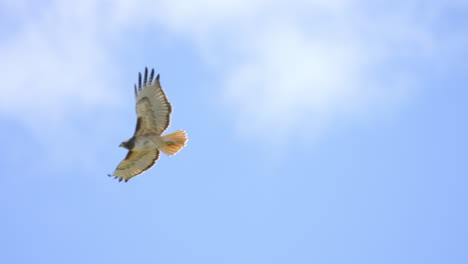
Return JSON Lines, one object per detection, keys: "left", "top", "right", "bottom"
{"left": 159, "top": 130, "right": 188, "bottom": 156}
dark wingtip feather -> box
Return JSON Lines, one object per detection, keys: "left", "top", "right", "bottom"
{"left": 156, "top": 74, "right": 160, "bottom": 81}
{"left": 107, "top": 174, "right": 112, "bottom": 177}
{"left": 119, "top": 177, "right": 123, "bottom": 182}
{"left": 125, "top": 179, "right": 129, "bottom": 183}
{"left": 138, "top": 72, "right": 142, "bottom": 90}
{"left": 143, "top": 67, "right": 148, "bottom": 87}
{"left": 148, "top": 68, "right": 155, "bottom": 85}
{"left": 134, "top": 84, "right": 137, "bottom": 97}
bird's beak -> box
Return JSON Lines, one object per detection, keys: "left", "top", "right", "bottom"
{"left": 119, "top": 143, "right": 124, "bottom": 148}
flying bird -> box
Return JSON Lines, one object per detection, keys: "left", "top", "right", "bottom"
{"left": 109, "top": 67, "right": 187, "bottom": 182}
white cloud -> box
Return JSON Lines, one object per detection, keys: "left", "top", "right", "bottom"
{"left": 225, "top": 24, "right": 365, "bottom": 136}
{"left": 1, "top": 0, "right": 466, "bottom": 146}
{"left": 109, "top": 0, "right": 466, "bottom": 140}
{"left": 219, "top": 4, "right": 426, "bottom": 139}
{"left": 0, "top": 1, "right": 125, "bottom": 174}
{"left": 0, "top": 1, "right": 120, "bottom": 127}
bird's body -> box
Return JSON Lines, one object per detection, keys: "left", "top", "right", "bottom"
{"left": 109, "top": 67, "right": 187, "bottom": 182}
{"left": 121, "top": 135, "right": 163, "bottom": 151}
{"left": 121, "top": 134, "right": 184, "bottom": 152}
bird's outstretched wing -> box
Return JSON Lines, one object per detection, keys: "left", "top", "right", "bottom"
{"left": 133, "top": 67, "right": 172, "bottom": 136}
{"left": 111, "top": 150, "right": 160, "bottom": 182}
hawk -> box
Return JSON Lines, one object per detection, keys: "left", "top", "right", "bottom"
{"left": 109, "top": 67, "right": 187, "bottom": 182}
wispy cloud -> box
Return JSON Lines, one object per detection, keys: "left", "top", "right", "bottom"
{"left": 1, "top": 0, "right": 466, "bottom": 146}
{"left": 0, "top": 1, "right": 121, "bottom": 127}
{"left": 0, "top": 2, "right": 125, "bottom": 174}
{"left": 111, "top": 0, "right": 467, "bottom": 140}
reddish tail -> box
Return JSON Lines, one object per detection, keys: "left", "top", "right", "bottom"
{"left": 159, "top": 130, "right": 188, "bottom": 156}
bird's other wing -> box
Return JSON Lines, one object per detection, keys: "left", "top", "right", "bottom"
{"left": 111, "top": 150, "right": 160, "bottom": 182}
{"left": 133, "top": 67, "right": 172, "bottom": 136}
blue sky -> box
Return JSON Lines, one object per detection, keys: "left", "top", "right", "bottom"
{"left": 1, "top": 1, "right": 467, "bottom": 263}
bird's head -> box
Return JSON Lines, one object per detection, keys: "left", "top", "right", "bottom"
{"left": 119, "top": 139, "right": 131, "bottom": 149}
